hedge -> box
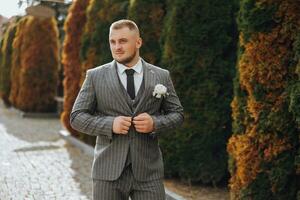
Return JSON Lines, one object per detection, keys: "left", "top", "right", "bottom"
{"left": 228, "top": 0, "right": 300, "bottom": 199}
{"left": 61, "top": 0, "right": 90, "bottom": 138}
{"left": 127, "top": 0, "right": 166, "bottom": 65}
{"left": 160, "top": 0, "right": 238, "bottom": 184}
{"left": 9, "top": 16, "right": 59, "bottom": 112}
{"left": 80, "top": 0, "right": 128, "bottom": 83}
{"left": 0, "top": 19, "right": 19, "bottom": 106}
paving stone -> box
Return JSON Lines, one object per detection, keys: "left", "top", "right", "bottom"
{"left": 0, "top": 101, "right": 92, "bottom": 200}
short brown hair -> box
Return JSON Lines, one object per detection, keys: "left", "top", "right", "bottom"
{"left": 110, "top": 19, "right": 140, "bottom": 35}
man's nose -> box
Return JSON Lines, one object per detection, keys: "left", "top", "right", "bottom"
{"left": 115, "top": 42, "right": 122, "bottom": 50}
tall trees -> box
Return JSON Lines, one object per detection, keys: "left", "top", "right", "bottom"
{"left": 61, "top": 0, "right": 90, "bottom": 136}
{"left": 161, "top": 0, "right": 238, "bottom": 184}
{"left": 9, "top": 16, "right": 59, "bottom": 112}
{"left": 228, "top": 0, "right": 300, "bottom": 199}
{"left": 80, "top": 0, "right": 128, "bottom": 82}
{"left": 0, "top": 19, "right": 19, "bottom": 106}
{"left": 128, "top": 0, "right": 166, "bottom": 65}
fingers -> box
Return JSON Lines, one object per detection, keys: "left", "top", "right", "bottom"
{"left": 132, "top": 121, "right": 149, "bottom": 133}
{"left": 121, "top": 116, "right": 132, "bottom": 127}
{"left": 121, "top": 119, "right": 132, "bottom": 127}
{"left": 120, "top": 118, "right": 131, "bottom": 134}
{"left": 113, "top": 116, "right": 132, "bottom": 135}
{"left": 122, "top": 125, "right": 130, "bottom": 131}
{"left": 133, "top": 115, "right": 147, "bottom": 121}
{"left": 133, "top": 113, "right": 154, "bottom": 133}
{"left": 133, "top": 113, "right": 149, "bottom": 125}
{"left": 132, "top": 120, "right": 145, "bottom": 126}
{"left": 134, "top": 124, "right": 145, "bottom": 129}
{"left": 118, "top": 125, "right": 130, "bottom": 134}
{"left": 122, "top": 116, "right": 132, "bottom": 122}
{"left": 113, "top": 114, "right": 153, "bottom": 134}
{"left": 135, "top": 125, "right": 147, "bottom": 133}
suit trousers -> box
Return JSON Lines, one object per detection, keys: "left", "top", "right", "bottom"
{"left": 92, "top": 164, "right": 165, "bottom": 200}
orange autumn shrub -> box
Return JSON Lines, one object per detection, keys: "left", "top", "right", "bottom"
{"left": 228, "top": 0, "right": 300, "bottom": 199}
{"left": 9, "top": 16, "right": 59, "bottom": 112}
{"left": 61, "top": 0, "right": 90, "bottom": 136}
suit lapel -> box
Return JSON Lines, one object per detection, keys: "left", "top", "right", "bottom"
{"left": 133, "top": 60, "right": 157, "bottom": 116}
{"left": 106, "top": 61, "right": 132, "bottom": 115}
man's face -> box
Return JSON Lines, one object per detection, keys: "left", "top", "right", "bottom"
{"left": 109, "top": 27, "right": 142, "bottom": 65}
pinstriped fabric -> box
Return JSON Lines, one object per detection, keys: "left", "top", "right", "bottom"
{"left": 92, "top": 164, "right": 165, "bottom": 200}
{"left": 70, "top": 59, "right": 184, "bottom": 182}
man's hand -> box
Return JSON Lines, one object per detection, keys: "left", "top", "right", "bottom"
{"left": 113, "top": 116, "right": 132, "bottom": 134}
{"left": 133, "top": 113, "right": 154, "bottom": 133}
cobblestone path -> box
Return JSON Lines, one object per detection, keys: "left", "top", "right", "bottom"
{"left": 0, "top": 102, "right": 93, "bottom": 200}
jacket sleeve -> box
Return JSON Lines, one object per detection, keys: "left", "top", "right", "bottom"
{"left": 151, "top": 70, "right": 184, "bottom": 133}
{"left": 69, "top": 70, "right": 114, "bottom": 140}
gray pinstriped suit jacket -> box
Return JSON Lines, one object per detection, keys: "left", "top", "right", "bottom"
{"left": 70, "top": 59, "right": 184, "bottom": 182}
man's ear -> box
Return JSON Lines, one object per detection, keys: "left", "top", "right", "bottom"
{"left": 137, "top": 37, "right": 142, "bottom": 49}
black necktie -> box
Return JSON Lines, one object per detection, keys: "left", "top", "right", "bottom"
{"left": 125, "top": 69, "right": 135, "bottom": 99}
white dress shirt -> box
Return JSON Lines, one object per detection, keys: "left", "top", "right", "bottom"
{"left": 116, "top": 58, "right": 143, "bottom": 97}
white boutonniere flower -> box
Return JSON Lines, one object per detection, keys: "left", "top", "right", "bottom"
{"left": 153, "top": 84, "right": 169, "bottom": 98}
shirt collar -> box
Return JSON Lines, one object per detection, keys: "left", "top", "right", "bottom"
{"left": 116, "top": 57, "right": 143, "bottom": 75}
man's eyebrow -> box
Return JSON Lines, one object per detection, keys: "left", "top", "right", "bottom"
{"left": 109, "top": 38, "right": 128, "bottom": 41}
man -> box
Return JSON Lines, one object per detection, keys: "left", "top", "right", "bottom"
{"left": 70, "top": 19, "right": 184, "bottom": 200}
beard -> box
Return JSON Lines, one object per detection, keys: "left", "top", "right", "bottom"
{"left": 115, "top": 50, "right": 137, "bottom": 66}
